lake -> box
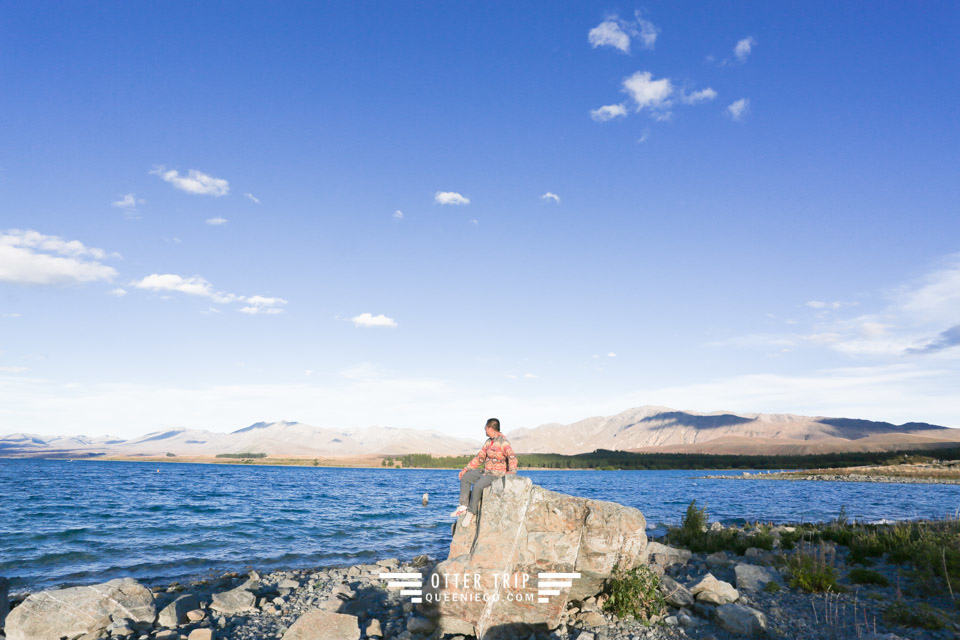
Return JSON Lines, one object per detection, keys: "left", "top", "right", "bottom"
{"left": 3, "top": 459, "right": 959, "bottom": 593}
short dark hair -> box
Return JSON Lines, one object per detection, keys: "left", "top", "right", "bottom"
{"left": 485, "top": 418, "right": 501, "bottom": 432}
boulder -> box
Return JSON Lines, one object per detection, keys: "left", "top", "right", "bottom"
{"left": 690, "top": 574, "right": 739, "bottom": 605}
{"left": 705, "top": 551, "right": 733, "bottom": 568}
{"left": 210, "top": 585, "right": 256, "bottom": 614}
{"left": 715, "top": 603, "right": 768, "bottom": 636}
{"left": 422, "top": 476, "right": 647, "bottom": 638}
{"left": 734, "top": 564, "right": 782, "bottom": 591}
{"left": 158, "top": 593, "right": 201, "bottom": 627}
{"left": 646, "top": 542, "right": 691, "bottom": 568}
{"left": 187, "top": 629, "right": 215, "bottom": 640}
{"left": 365, "top": 618, "right": 382, "bottom": 637}
{"left": 4, "top": 578, "right": 155, "bottom": 640}
{"left": 282, "top": 609, "right": 360, "bottom": 640}
{"left": 659, "top": 575, "right": 694, "bottom": 608}
{"left": 406, "top": 616, "right": 435, "bottom": 633}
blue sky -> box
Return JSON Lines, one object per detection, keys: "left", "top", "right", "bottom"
{"left": 2, "top": 1, "right": 958, "bottom": 438}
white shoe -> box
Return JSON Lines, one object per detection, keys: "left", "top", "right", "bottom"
{"left": 462, "top": 512, "right": 475, "bottom": 527}
{"left": 450, "top": 505, "right": 468, "bottom": 518}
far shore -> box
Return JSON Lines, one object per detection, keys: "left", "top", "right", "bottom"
{"left": 708, "top": 462, "right": 960, "bottom": 485}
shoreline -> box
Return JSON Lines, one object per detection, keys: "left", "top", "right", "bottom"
{"left": 6, "top": 517, "right": 958, "bottom": 640}
{"left": 707, "top": 462, "right": 960, "bottom": 485}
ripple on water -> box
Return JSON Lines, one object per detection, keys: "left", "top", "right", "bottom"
{"left": 3, "top": 461, "right": 960, "bottom": 592}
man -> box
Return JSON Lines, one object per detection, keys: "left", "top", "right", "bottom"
{"left": 450, "top": 418, "right": 518, "bottom": 526}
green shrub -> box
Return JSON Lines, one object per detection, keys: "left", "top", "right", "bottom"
{"left": 603, "top": 564, "right": 665, "bottom": 624}
{"left": 848, "top": 568, "right": 889, "bottom": 586}
{"left": 787, "top": 546, "right": 843, "bottom": 592}
{"left": 762, "top": 581, "right": 781, "bottom": 593}
{"left": 682, "top": 500, "right": 708, "bottom": 539}
{"left": 883, "top": 602, "right": 945, "bottom": 630}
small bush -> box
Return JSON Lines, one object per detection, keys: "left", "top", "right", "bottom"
{"left": 883, "top": 602, "right": 945, "bottom": 630}
{"left": 603, "top": 564, "right": 666, "bottom": 624}
{"left": 682, "top": 500, "right": 708, "bottom": 538}
{"left": 848, "top": 568, "right": 890, "bottom": 586}
{"left": 762, "top": 581, "right": 781, "bottom": 593}
{"left": 787, "top": 546, "right": 843, "bottom": 592}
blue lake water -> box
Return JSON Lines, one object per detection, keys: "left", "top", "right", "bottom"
{"left": 3, "top": 459, "right": 959, "bottom": 593}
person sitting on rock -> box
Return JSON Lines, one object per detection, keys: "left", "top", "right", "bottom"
{"left": 450, "top": 418, "right": 518, "bottom": 526}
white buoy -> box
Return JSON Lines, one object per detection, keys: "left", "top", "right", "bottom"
{"left": 422, "top": 492, "right": 429, "bottom": 506}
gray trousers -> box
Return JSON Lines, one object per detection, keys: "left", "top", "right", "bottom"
{"left": 459, "top": 468, "right": 497, "bottom": 514}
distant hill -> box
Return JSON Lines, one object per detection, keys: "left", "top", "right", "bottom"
{"left": 507, "top": 406, "right": 960, "bottom": 455}
{"left": 0, "top": 421, "right": 480, "bottom": 458}
{"left": 3, "top": 406, "right": 958, "bottom": 458}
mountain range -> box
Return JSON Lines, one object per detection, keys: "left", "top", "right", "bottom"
{"left": 2, "top": 406, "right": 959, "bottom": 458}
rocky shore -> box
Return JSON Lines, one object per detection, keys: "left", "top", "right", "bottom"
{"left": 710, "top": 469, "right": 960, "bottom": 484}
{"left": 3, "top": 532, "right": 952, "bottom": 640}
{"left": 3, "top": 476, "right": 957, "bottom": 640}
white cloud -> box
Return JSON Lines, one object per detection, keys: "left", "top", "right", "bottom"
{"left": 622, "top": 71, "right": 674, "bottom": 118}
{"left": 151, "top": 166, "right": 229, "bottom": 197}
{"left": 734, "top": 37, "right": 756, "bottom": 62}
{"left": 588, "top": 13, "right": 659, "bottom": 53}
{"left": 132, "top": 273, "right": 286, "bottom": 315}
{"left": 806, "top": 300, "right": 845, "bottom": 310}
{"left": 393, "top": 210, "right": 404, "bottom": 220}
{"left": 607, "top": 352, "right": 617, "bottom": 358}
{"left": 434, "top": 191, "right": 470, "bottom": 206}
{"left": 244, "top": 192, "right": 261, "bottom": 204}
{"left": 590, "top": 103, "right": 628, "bottom": 122}
{"left": 727, "top": 98, "right": 750, "bottom": 121}
{"left": 352, "top": 313, "right": 398, "bottom": 328}
{"left": 0, "top": 366, "right": 28, "bottom": 374}
{"left": 588, "top": 20, "right": 631, "bottom": 53}
{"left": 205, "top": 217, "right": 228, "bottom": 226}
{"left": 108, "top": 288, "right": 128, "bottom": 297}
{"left": 0, "top": 230, "right": 118, "bottom": 285}
{"left": 680, "top": 87, "right": 718, "bottom": 105}
{"left": 524, "top": 373, "right": 538, "bottom": 379}
{"left": 541, "top": 192, "right": 561, "bottom": 203}
{"left": 111, "top": 193, "right": 145, "bottom": 212}
{"left": 240, "top": 306, "right": 284, "bottom": 315}
{"left": 637, "top": 129, "right": 651, "bottom": 143}
{"left": 469, "top": 219, "right": 479, "bottom": 226}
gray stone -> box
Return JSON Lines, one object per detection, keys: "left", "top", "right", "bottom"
{"left": 159, "top": 593, "right": 201, "bottom": 627}
{"left": 659, "top": 575, "right": 694, "bottom": 608}
{"left": 406, "top": 615, "right": 435, "bottom": 633}
{"left": 715, "top": 603, "right": 768, "bottom": 636}
{"left": 186, "top": 609, "right": 206, "bottom": 622}
{"left": 155, "top": 631, "right": 178, "bottom": 640}
{"left": 734, "top": 564, "right": 782, "bottom": 591}
{"left": 278, "top": 579, "right": 300, "bottom": 590}
{"left": 187, "top": 629, "right": 215, "bottom": 640}
{"left": 211, "top": 585, "right": 256, "bottom": 614}
{"left": 4, "top": 578, "right": 155, "bottom": 640}
{"left": 281, "top": 609, "right": 360, "bottom": 640}
{"left": 678, "top": 613, "right": 696, "bottom": 627}
{"left": 645, "top": 542, "right": 691, "bottom": 568}
{"left": 424, "top": 476, "right": 648, "bottom": 638}
{"left": 705, "top": 551, "right": 733, "bottom": 568}
{"left": 577, "top": 633, "right": 595, "bottom": 640}
{"left": 690, "top": 573, "right": 739, "bottom": 605}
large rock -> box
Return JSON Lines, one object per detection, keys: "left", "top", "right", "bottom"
{"left": 646, "top": 542, "right": 691, "bottom": 568}
{"left": 4, "top": 578, "right": 155, "bottom": 640}
{"left": 281, "top": 609, "right": 360, "bottom": 640}
{"left": 423, "top": 475, "right": 647, "bottom": 638}
{"left": 659, "top": 575, "right": 694, "bottom": 608}
{"left": 158, "top": 593, "right": 201, "bottom": 627}
{"left": 734, "top": 564, "right": 782, "bottom": 591}
{"left": 715, "top": 603, "right": 768, "bottom": 636}
{"left": 210, "top": 585, "right": 256, "bottom": 614}
{"left": 690, "top": 573, "right": 739, "bottom": 605}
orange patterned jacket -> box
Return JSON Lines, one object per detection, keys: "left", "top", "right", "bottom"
{"left": 466, "top": 434, "right": 518, "bottom": 476}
